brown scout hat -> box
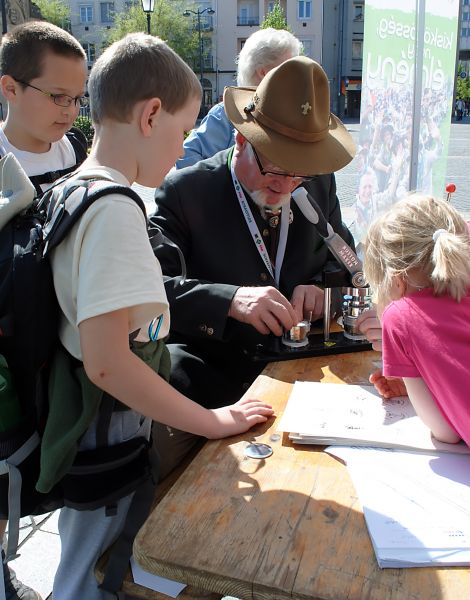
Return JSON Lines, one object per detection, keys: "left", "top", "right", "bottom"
{"left": 224, "top": 55, "right": 356, "bottom": 175}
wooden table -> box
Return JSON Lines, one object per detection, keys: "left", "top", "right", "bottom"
{"left": 133, "top": 350, "right": 470, "bottom": 600}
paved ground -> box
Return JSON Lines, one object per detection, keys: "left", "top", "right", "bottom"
{"left": 8, "top": 119, "right": 470, "bottom": 599}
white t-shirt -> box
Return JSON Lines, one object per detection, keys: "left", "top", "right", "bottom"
{"left": 50, "top": 166, "right": 170, "bottom": 360}
{"left": 0, "top": 128, "right": 77, "bottom": 190}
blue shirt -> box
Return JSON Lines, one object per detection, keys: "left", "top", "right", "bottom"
{"left": 176, "top": 102, "right": 235, "bottom": 170}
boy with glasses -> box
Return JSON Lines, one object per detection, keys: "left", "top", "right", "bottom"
{"left": 151, "top": 56, "right": 357, "bottom": 479}
{"left": 0, "top": 21, "right": 88, "bottom": 600}
{"left": 0, "top": 21, "right": 88, "bottom": 195}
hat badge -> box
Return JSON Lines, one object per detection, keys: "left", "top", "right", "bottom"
{"left": 301, "top": 101, "right": 312, "bottom": 115}
{"left": 244, "top": 93, "right": 260, "bottom": 114}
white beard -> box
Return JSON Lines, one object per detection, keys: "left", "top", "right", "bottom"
{"left": 250, "top": 188, "right": 291, "bottom": 212}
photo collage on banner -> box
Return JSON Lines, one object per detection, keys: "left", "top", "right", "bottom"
{"left": 355, "top": 0, "right": 459, "bottom": 247}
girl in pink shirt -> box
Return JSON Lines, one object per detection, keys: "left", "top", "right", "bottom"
{"left": 363, "top": 194, "right": 470, "bottom": 445}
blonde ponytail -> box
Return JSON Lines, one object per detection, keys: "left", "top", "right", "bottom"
{"left": 431, "top": 230, "right": 470, "bottom": 301}
{"left": 364, "top": 194, "right": 470, "bottom": 304}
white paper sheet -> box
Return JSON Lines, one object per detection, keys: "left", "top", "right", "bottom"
{"left": 130, "top": 556, "right": 187, "bottom": 597}
{"left": 279, "top": 381, "right": 470, "bottom": 453}
{"left": 327, "top": 446, "right": 470, "bottom": 567}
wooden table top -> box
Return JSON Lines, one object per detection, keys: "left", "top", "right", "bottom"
{"left": 134, "top": 350, "right": 470, "bottom": 600}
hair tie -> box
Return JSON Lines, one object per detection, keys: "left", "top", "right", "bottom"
{"left": 432, "top": 229, "right": 447, "bottom": 242}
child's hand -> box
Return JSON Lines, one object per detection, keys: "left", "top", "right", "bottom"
{"left": 208, "top": 397, "right": 274, "bottom": 439}
{"left": 369, "top": 369, "right": 407, "bottom": 399}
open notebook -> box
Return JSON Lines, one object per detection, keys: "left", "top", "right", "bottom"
{"left": 328, "top": 446, "right": 470, "bottom": 568}
{"left": 278, "top": 381, "right": 470, "bottom": 454}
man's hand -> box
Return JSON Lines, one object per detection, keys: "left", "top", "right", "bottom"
{"left": 228, "top": 286, "right": 298, "bottom": 336}
{"left": 290, "top": 284, "right": 324, "bottom": 322}
{"left": 357, "top": 307, "right": 382, "bottom": 351}
{"left": 207, "top": 397, "right": 275, "bottom": 439}
{"left": 369, "top": 369, "right": 408, "bottom": 399}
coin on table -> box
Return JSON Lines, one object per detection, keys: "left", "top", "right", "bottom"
{"left": 244, "top": 442, "right": 273, "bottom": 459}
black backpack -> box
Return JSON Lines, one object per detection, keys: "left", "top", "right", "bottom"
{"left": 0, "top": 168, "right": 160, "bottom": 594}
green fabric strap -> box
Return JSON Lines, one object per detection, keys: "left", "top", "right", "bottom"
{"left": 36, "top": 339, "right": 171, "bottom": 494}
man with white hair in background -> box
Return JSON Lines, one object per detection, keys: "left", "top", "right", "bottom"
{"left": 176, "top": 28, "right": 302, "bottom": 169}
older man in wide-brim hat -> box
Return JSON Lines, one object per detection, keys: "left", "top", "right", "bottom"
{"left": 151, "top": 56, "right": 357, "bottom": 478}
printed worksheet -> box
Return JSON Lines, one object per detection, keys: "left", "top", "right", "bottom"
{"left": 278, "top": 381, "right": 470, "bottom": 454}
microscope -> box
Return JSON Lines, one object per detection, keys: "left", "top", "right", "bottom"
{"left": 251, "top": 186, "right": 372, "bottom": 362}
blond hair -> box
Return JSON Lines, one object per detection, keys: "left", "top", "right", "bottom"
{"left": 364, "top": 194, "right": 470, "bottom": 305}
{"left": 89, "top": 33, "right": 201, "bottom": 124}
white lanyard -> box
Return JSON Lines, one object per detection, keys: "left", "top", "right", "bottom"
{"left": 230, "top": 163, "right": 289, "bottom": 286}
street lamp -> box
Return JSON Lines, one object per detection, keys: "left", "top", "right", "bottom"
{"left": 141, "top": 0, "right": 155, "bottom": 35}
{"left": 183, "top": 6, "right": 215, "bottom": 88}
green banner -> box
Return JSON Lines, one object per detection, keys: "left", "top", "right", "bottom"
{"left": 355, "top": 0, "right": 459, "bottom": 245}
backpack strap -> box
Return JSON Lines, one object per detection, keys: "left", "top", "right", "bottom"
{"left": 148, "top": 220, "right": 188, "bottom": 284}
{"left": 99, "top": 475, "right": 155, "bottom": 597}
{"left": 0, "top": 432, "right": 41, "bottom": 563}
{"left": 27, "top": 128, "right": 89, "bottom": 195}
{"left": 43, "top": 179, "right": 147, "bottom": 255}
{"left": 66, "top": 126, "right": 88, "bottom": 165}
{"left": 38, "top": 177, "right": 188, "bottom": 285}
{"left": 28, "top": 166, "right": 78, "bottom": 196}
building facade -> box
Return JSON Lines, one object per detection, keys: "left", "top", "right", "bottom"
{"left": 459, "top": 0, "right": 469, "bottom": 57}
{"left": 322, "top": 0, "right": 363, "bottom": 117}
{"left": 61, "top": 0, "right": 363, "bottom": 116}
{"left": 458, "top": 0, "right": 470, "bottom": 97}
{"left": 189, "top": 0, "right": 363, "bottom": 117}
{"left": 67, "top": 0, "right": 135, "bottom": 73}
{"left": 211, "top": 0, "right": 322, "bottom": 106}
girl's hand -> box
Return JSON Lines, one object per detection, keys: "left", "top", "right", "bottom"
{"left": 369, "top": 369, "right": 407, "bottom": 398}
{"left": 208, "top": 397, "right": 274, "bottom": 439}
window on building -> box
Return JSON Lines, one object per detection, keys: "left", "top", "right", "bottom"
{"left": 353, "top": 3, "right": 363, "bottom": 20}
{"left": 465, "top": 0, "right": 470, "bottom": 6}
{"left": 100, "top": 2, "right": 115, "bottom": 23}
{"left": 82, "top": 42, "right": 96, "bottom": 62}
{"left": 124, "top": 0, "right": 138, "bottom": 9}
{"left": 298, "top": 0, "right": 311, "bottom": 19}
{"left": 301, "top": 39, "right": 313, "bottom": 58}
{"left": 238, "top": 2, "right": 259, "bottom": 26}
{"left": 268, "top": 1, "right": 275, "bottom": 12}
{"left": 352, "top": 40, "right": 363, "bottom": 59}
{"left": 202, "top": 37, "right": 213, "bottom": 69}
{"left": 464, "top": 11, "right": 470, "bottom": 21}
{"left": 79, "top": 4, "right": 93, "bottom": 22}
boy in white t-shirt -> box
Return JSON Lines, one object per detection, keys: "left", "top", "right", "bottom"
{"left": 0, "top": 21, "right": 88, "bottom": 194}
{"left": 48, "top": 33, "right": 274, "bottom": 599}
{"left": 0, "top": 21, "right": 88, "bottom": 600}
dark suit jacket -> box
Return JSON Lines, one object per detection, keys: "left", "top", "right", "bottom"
{"left": 152, "top": 149, "right": 354, "bottom": 404}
